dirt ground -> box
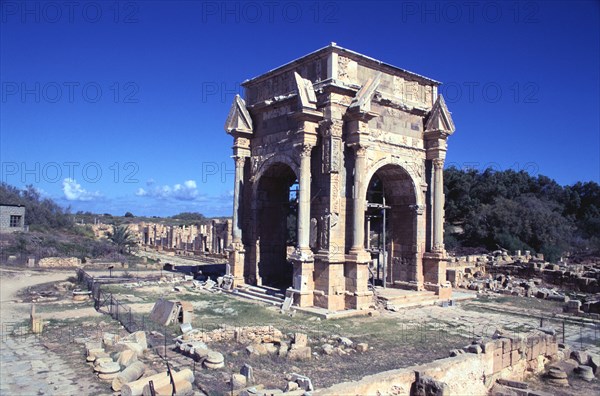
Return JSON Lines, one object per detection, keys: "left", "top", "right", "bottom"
{"left": 1, "top": 266, "right": 599, "bottom": 395}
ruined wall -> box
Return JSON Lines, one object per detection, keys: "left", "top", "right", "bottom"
{"left": 315, "top": 332, "right": 558, "bottom": 396}
{"left": 38, "top": 257, "right": 81, "bottom": 268}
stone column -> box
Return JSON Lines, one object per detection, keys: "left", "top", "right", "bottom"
{"left": 432, "top": 158, "right": 445, "bottom": 252}
{"left": 290, "top": 144, "right": 315, "bottom": 307}
{"left": 232, "top": 156, "right": 245, "bottom": 243}
{"left": 297, "top": 144, "right": 313, "bottom": 252}
{"left": 350, "top": 145, "right": 368, "bottom": 253}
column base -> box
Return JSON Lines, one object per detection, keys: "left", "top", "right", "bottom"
{"left": 288, "top": 288, "right": 314, "bottom": 307}
{"left": 347, "top": 248, "right": 371, "bottom": 264}
{"left": 345, "top": 291, "right": 374, "bottom": 310}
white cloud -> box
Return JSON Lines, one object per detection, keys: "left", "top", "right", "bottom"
{"left": 135, "top": 179, "right": 199, "bottom": 201}
{"left": 62, "top": 178, "right": 101, "bottom": 201}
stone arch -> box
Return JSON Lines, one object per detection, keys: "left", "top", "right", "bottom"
{"left": 364, "top": 161, "right": 422, "bottom": 286}
{"left": 364, "top": 157, "right": 423, "bottom": 207}
{"left": 250, "top": 160, "right": 298, "bottom": 289}
{"left": 252, "top": 153, "right": 299, "bottom": 187}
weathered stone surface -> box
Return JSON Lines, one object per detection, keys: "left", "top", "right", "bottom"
{"left": 225, "top": 44, "right": 454, "bottom": 311}
{"left": 241, "top": 364, "right": 255, "bottom": 385}
{"left": 293, "top": 333, "right": 308, "bottom": 348}
{"left": 287, "top": 346, "right": 312, "bottom": 361}
{"left": 117, "top": 350, "right": 138, "bottom": 367}
{"left": 278, "top": 342, "right": 289, "bottom": 357}
{"left": 356, "top": 343, "right": 368, "bottom": 352}
{"left": 322, "top": 344, "right": 334, "bottom": 355}
{"left": 588, "top": 353, "right": 600, "bottom": 373}
{"left": 95, "top": 361, "right": 121, "bottom": 374}
{"left": 575, "top": 365, "right": 594, "bottom": 381}
{"left": 231, "top": 373, "right": 247, "bottom": 390}
{"left": 112, "top": 361, "right": 145, "bottom": 391}
{"left": 206, "top": 351, "right": 224, "bottom": 364}
{"left": 547, "top": 368, "right": 567, "bottom": 379}
{"left": 571, "top": 350, "right": 589, "bottom": 365}
{"left": 285, "top": 381, "right": 299, "bottom": 392}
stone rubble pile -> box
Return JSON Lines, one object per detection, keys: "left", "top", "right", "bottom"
{"left": 448, "top": 251, "right": 600, "bottom": 318}
{"left": 81, "top": 330, "right": 195, "bottom": 395}
{"left": 541, "top": 345, "right": 600, "bottom": 387}
{"left": 227, "top": 362, "right": 315, "bottom": 396}
{"left": 449, "top": 251, "right": 600, "bottom": 290}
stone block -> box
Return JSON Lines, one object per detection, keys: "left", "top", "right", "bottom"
{"left": 493, "top": 351, "right": 504, "bottom": 372}
{"left": 502, "top": 352, "right": 512, "bottom": 369}
{"left": 511, "top": 349, "right": 521, "bottom": 365}
{"left": 287, "top": 346, "right": 311, "bottom": 361}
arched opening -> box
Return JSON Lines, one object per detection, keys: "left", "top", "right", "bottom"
{"left": 255, "top": 162, "right": 298, "bottom": 289}
{"left": 365, "top": 164, "right": 417, "bottom": 287}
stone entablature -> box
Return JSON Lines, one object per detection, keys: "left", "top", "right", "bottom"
{"left": 225, "top": 43, "right": 456, "bottom": 310}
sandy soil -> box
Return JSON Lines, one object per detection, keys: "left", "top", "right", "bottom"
{"left": 0, "top": 268, "right": 72, "bottom": 325}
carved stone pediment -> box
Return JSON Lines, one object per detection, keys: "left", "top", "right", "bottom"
{"left": 225, "top": 94, "right": 253, "bottom": 135}
{"left": 348, "top": 72, "right": 382, "bottom": 114}
{"left": 294, "top": 71, "right": 317, "bottom": 110}
{"left": 424, "top": 94, "right": 455, "bottom": 135}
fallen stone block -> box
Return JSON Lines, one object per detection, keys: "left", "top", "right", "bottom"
{"left": 287, "top": 346, "right": 311, "bottom": 361}
{"left": 142, "top": 379, "right": 192, "bottom": 396}
{"left": 240, "top": 364, "right": 255, "bottom": 385}
{"left": 570, "top": 350, "right": 589, "bottom": 365}
{"left": 575, "top": 365, "right": 594, "bottom": 381}
{"left": 293, "top": 333, "right": 308, "bottom": 348}
{"left": 117, "top": 349, "right": 138, "bottom": 367}
{"left": 112, "top": 361, "right": 146, "bottom": 391}
{"left": 231, "top": 373, "right": 247, "bottom": 390}
{"left": 121, "top": 369, "right": 194, "bottom": 396}
{"left": 356, "top": 342, "right": 368, "bottom": 352}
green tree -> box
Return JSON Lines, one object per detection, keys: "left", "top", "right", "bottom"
{"left": 108, "top": 225, "right": 137, "bottom": 254}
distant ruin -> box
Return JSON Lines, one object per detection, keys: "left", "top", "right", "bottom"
{"left": 225, "top": 43, "right": 456, "bottom": 310}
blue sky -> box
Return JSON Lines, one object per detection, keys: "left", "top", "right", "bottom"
{"left": 1, "top": 0, "right": 599, "bottom": 217}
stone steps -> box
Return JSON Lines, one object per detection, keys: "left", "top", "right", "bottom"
{"left": 377, "top": 289, "right": 439, "bottom": 309}
{"left": 232, "top": 285, "right": 285, "bottom": 306}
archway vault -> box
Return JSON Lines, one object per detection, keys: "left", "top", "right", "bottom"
{"left": 250, "top": 161, "right": 298, "bottom": 289}
{"left": 365, "top": 163, "right": 421, "bottom": 287}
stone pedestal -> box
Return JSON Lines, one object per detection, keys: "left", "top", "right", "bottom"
{"left": 422, "top": 252, "right": 451, "bottom": 298}
{"left": 313, "top": 260, "right": 346, "bottom": 311}
{"left": 422, "top": 252, "right": 447, "bottom": 284}
{"left": 344, "top": 260, "right": 373, "bottom": 310}
{"left": 290, "top": 250, "right": 315, "bottom": 307}
{"left": 227, "top": 242, "right": 246, "bottom": 287}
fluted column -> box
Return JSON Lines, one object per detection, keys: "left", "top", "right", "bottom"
{"left": 232, "top": 156, "right": 245, "bottom": 243}
{"left": 297, "top": 144, "right": 313, "bottom": 251}
{"left": 432, "top": 158, "right": 445, "bottom": 252}
{"left": 351, "top": 145, "right": 368, "bottom": 252}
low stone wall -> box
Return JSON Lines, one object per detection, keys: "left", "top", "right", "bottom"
{"left": 315, "top": 331, "right": 557, "bottom": 396}
{"left": 38, "top": 257, "right": 81, "bottom": 268}
{"left": 315, "top": 354, "right": 489, "bottom": 396}
{"left": 179, "top": 325, "right": 283, "bottom": 344}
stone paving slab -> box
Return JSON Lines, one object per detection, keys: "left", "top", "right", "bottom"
{"left": 0, "top": 334, "right": 106, "bottom": 396}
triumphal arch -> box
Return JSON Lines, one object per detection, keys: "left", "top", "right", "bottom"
{"left": 224, "top": 43, "right": 455, "bottom": 311}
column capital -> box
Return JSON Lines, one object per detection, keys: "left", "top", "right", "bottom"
{"left": 350, "top": 143, "right": 369, "bottom": 157}
{"left": 409, "top": 204, "right": 425, "bottom": 215}
{"left": 233, "top": 156, "right": 247, "bottom": 166}
{"left": 298, "top": 144, "right": 314, "bottom": 158}
{"left": 432, "top": 158, "right": 445, "bottom": 170}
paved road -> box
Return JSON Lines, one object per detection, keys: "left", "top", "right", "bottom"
{"left": 0, "top": 268, "right": 105, "bottom": 395}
